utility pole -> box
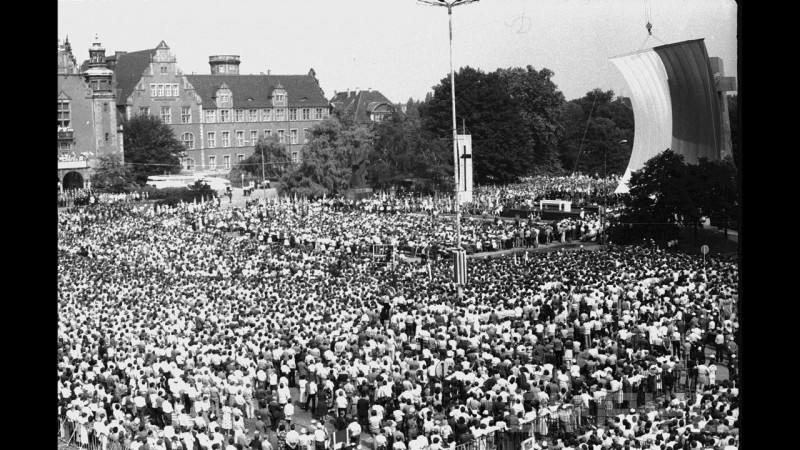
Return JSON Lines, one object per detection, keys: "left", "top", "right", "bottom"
{"left": 419, "top": 0, "right": 479, "bottom": 252}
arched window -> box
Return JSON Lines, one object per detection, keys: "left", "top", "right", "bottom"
{"left": 181, "top": 132, "right": 195, "bottom": 149}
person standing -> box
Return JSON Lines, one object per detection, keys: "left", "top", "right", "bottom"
{"left": 304, "top": 379, "right": 317, "bottom": 412}
{"left": 347, "top": 418, "right": 362, "bottom": 448}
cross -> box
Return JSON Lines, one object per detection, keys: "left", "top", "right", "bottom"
{"left": 709, "top": 57, "right": 737, "bottom": 161}
{"left": 460, "top": 146, "right": 471, "bottom": 192}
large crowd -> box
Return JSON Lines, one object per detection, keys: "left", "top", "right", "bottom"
{"left": 58, "top": 196, "right": 739, "bottom": 450}
{"left": 59, "top": 189, "right": 150, "bottom": 208}
{"left": 469, "top": 175, "right": 623, "bottom": 215}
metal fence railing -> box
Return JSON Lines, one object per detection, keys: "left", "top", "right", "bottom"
{"left": 57, "top": 398, "right": 620, "bottom": 450}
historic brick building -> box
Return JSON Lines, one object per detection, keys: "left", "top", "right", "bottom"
{"left": 57, "top": 36, "right": 124, "bottom": 190}
{"left": 329, "top": 88, "right": 397, "bottom": 125}
{"left": 110, "top": 41, "right": 331, "bottom": 175}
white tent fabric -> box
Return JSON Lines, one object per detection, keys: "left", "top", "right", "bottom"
{"left": 609, "top": 39, "right": 722, "bottom": 194}
{"left": 610, "top": 49, "right": 673, "bottom": 194}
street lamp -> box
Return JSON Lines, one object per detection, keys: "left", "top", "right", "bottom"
{"left": 419, "top": 0, "right": 479, "bottom": 253}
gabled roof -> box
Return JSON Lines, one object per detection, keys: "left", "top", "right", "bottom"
{"left": 111, "top": 48, "right": 158, "bottom": 105}
{"left": 185, "top": 74, "right": 328, "bottom": 109}
{"left": 329, "top": 89, "right": 396, "bottom": 124}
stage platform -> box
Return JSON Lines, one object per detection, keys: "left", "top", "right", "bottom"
{"left": 499, "top": 204, "right": 602, "bottom": 221}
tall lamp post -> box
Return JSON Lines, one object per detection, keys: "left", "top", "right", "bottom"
{"left": 419, "top": 0, "right": 479, "bottom": 253}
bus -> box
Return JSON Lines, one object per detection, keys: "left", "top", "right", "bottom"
{"left": 197, "top": 177, "right": 231, "bottom": 195}
{"left": 145, "top": 174, "right": 197, "bottom": 189}
{"left": 146, "top": 174, "right": 231, "bottom": 195}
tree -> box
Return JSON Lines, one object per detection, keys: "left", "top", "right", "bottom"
{"left": 230, "top": 136, "right": 291, "bottom": 184}
{"left": 727, "top": 94, "right": 739, "bottom": 169}
{"left": 90, "top": 152, "right": 130, "bottom": 192}
{"left": 420, "top": 66, "right": 543, "bottom": 184}
{"left": 496, "top": 66, "right": 566, "bottom": 175}
{"left": 121, "top": 114, "right": 184, "bottom": 185}
{"left": 279, "top": 117, "right": 373, "bottom": 197}
{"left": 613, "top": 150, "right": 699, "bottom": 243}
{"left": 369, "top": 111, "right": 452, "bottom": 192}
{"left": 692, "top": 157, "right": 738, "bottom": 233}
{"left": 404, "top": 97, "right": 421, "bottom": 121}
{"left": 559, "top": 89, "right": 634, "bottom": 175}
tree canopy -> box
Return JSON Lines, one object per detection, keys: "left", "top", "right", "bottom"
{"left": 121, "top": 114, "right": 184, "bottom": 185}
{"left": 369, "top": 111, "right": 452, "bottom": 192}
{"left": 230, "top": 136, "right": 292, "bottom": 184}
{"left": 90, "top": 152, "right": 131, "bottom": 192}
{"left": 419, "top": 65, "right": 565, "bottom": 184}
{"left": 611, "top": 149, "right": 738, "bottom": 244}
{"left": 559, "top": 89, "right": 634, "bottom": 176}
{"left": 280, "top": 117, "right": 374, "bottom": 197}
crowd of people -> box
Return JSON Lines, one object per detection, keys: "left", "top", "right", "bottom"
{"left": 174, "top": 198, "right": 601, "bottom": 259}
{"left": 59, "top": 189, "right": 150, "bottom": 208}
{"left": 59, "top": 152, "right": 91, "bottom": 162}
{"left": 470, "top": 175, "right": 623, "bottom": 215}
{"left": 58, "top": 194, "right": 739, "bottom": 450}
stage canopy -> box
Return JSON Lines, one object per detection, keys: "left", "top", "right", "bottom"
{"left": 610, "top": 39, "right": 722, "bottom": 193}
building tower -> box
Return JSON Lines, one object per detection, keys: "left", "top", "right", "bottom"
{"left": 209, "top": 55, "right": 241, "bottom": 74}
{"left": 58, "top": 36, "right": 79, "bottom": 74}
{"left": 82, "top": 34, "right": 123, "bottom": 171}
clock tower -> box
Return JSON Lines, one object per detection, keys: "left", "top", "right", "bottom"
{"left": 82, "top": 34, "right": 122, "bottom": 171}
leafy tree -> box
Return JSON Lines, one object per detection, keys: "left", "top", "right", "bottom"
{"left": 496, "top": 66, "right": 566, "bottom": 174}
{"left": 613, "top": 150, "right": 699, "bottom": 243}
{"left": 230, "top": 136, "right": 291, "bottom": 184}
{"left": 404, "top": 98, "right": 421, "bottom": 121}
{"left": 90, "top": 152, "right": 131, "bottom": 192}
{"left": 692, "top": 157, "right": 738, "bottom": 232}
{"left": 420, "top": 66, "right": 540, "bottom": 184}
{"left": 727, "top": 94, "right": 739, "bottom": 169}
{"left": 369, "top": 111, "right": 452, "bottom": 192}
{"left": 559, "top": 89, "right": 634, "bottom": 175}
{"left": 121, "top": 114, "right": 184, "bottom": 185}
{"left": 280, "top": 117, "right": 373, "bottom": 197}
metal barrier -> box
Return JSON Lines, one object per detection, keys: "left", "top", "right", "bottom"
{"left": 60, "top": 418, "right": 77, "bottom": 446}
{"left": 452, "top": 431, "right": 495, "bottom": 450}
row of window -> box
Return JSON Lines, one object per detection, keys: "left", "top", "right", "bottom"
{"left": 203, "top": 155, "right": 233, "bottom": 170}
{"left": 203, "top": 107, "right": 325, "bottom": 123}
{"left": 150, "top": 84, "right": 180, "bottom": 98}
{"left": 137, "top": 106, "right": 327, "bottom": 125}
{"left": 180, "top": 129, "right": 309, "bottom": 149}
{"left": 184, "top": 149, "right": 300, "bottom": 171}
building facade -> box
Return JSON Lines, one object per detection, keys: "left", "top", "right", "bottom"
{"left": 111, "top": 41, "right": 331, "bottom": 176}
{"left": 329, "top": 88, "right": 397, "bottom": 125}
{"left": 57, "top": 36, "right": 124, "bottom": 190}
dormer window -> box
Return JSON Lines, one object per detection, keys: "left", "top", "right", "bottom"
{"left": 274, "top": 93, "right": 285, "bottom": 106}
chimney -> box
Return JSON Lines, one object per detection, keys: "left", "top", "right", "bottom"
{"left": 367, "top": 87, "right": 371, "bottom": 92}
{"left": 355, "top": 87, "right": 360, "bottom": 95}
{"left": 333, "top": 90, "right": 337, "bottom": 96}
{"left": 267, "top": 69, "right": 271, "bottom": 75}
{"left": 347, "top": 88, "right": 350, "bottom": 97}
